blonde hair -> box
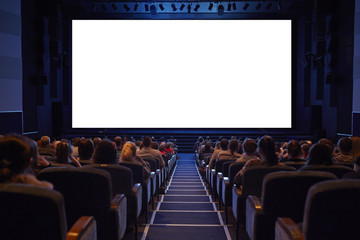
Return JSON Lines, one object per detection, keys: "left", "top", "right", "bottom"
{"left": 120, "top": 142, "right": 136, "bottom": 162}
{"left": 351, "top": 136, "right": 360, "bottom": 158}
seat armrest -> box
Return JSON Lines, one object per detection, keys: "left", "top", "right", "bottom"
{"left": 156, "top": 169, "right": 160, "bottom": 175}
{"left": 223, "top": 177, "right": 229, "bottom": 186}
{"left": 111, "top": 194, "right": 126, "bottom": 207}
{"left": 218, "top": 172, "right": 223, "bottom": 180}
{"left": 132, "top": 183, "right": 141, "bottom": 193}
{"left": 150, "top": 172, "right": 155, "bottom": 179}
{"left": 233, "top": 184, "right": 243, "bottom": 197}
{"left": 275, "top": 218, "right": 304, "bottom": 240}
{"left": 246, "top": 195, "right": 263, "bottom": 240}
{"left": 67, "top": 216, "right": 97, "bottom": 240}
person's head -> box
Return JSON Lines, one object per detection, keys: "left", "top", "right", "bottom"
{"left": 215, "top": 141, "right": 221, "bottom": 150}
{"left": 287, "top": 140, "right": 302, "bottom": 159}
{"left": 307, "top": 143, "right": 333, "bottom": 165}
{"left": 40, "top": 136, "right": 50, "bottom": 147}
{"left": 204, "top": 143, "right": 212, "bottom": 153}
{"left": 114, "top": 136, "right": 122, "bottom": 150}
{"left": 243, "top": 138, "right": 257, "bottom": 155}
{"left": 151, "top": 142, "right": 159, "bottom": 150}
{"left": 258, "top": 136, "right": 278, "bottom": 165}
{"left": 56, "top": 141, "right": 71, "bottom": 164}
{"left": 93, "top": 139, "right": 117, "bottom": 164}
{"left": 319, "top": 138, "right": 334, "bottom": 151}
{"left": 93, "top": 137, "right": 101, "bottom": 149}
{"left": 337, "top": 137, "right": 352, "bottom": 155}
{"left": 159, "top": 144, "right": 165, "bottom": 152}
{"left": 301, "top": 143, "right": 310, "bottom": 158}
{"left": 135, "top": 141, "right": 141, "bottom": 148}
{"left": 351, "top": 136, "right": 360, "bottom": 158}
{"left": 220, "top": 139, "right": 229, "bottom": 151}
{"left": 0, "top": 135, "right": 32, "bottom": 182}
{"left": 143, "top": 136, "right": 152, "bottom": 148}
{"left": 73, "top": 137, "right": 81, "bottom": 147}
{"left": 78, "top": 139, "right": 94, "bottom": 160}
{"left": 120, "top": 142, "right": 137, "bottom": 162}
{"left": 229, "top": 139, "right": 239, "bottom": 154}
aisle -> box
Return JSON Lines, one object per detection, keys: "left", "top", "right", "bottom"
{"left": 142, "top": 153, "right": 231, "bottom": 240}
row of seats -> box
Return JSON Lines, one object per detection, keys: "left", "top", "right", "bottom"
{"left": 0, "top": 155, "right": 177, "bottom": 240}
{"left": 198, "top": 155, "right": 360, "bottom": 240}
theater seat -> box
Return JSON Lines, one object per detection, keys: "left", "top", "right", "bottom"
{"left": 85, "top": 164, "right": 142, "bottom": 239}
{"left": 0, "top": 183, "right": 97, "bottom": 240}
{"left": 246, "top": 171, "right": 337, "bottom": 240}
{"left": 142, "top": 157, "right": 159, "bottom": 206}
{"left": 221, "top": 162, "right": 246, "bottom": 224}
{"left": 275, "top": 180, "right": 360, "bottom": 240}
{"left": 300, "top": 164, "right": 354, "bottom": 178}
{"left": 119, "top": 162, "right": 151, "bottom": 223}
{"left": 282, "top": 160, "right": 306, "bottom": 169}
{"left": 232, "top": 165, "right": 296, "bottom": 240}
{"left": 38, "top": 167, "right": 127, "bottom": 240}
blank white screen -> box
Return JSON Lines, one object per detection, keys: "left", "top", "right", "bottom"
{"left": 72, "top": 20, "right": 291, "bottom": 128}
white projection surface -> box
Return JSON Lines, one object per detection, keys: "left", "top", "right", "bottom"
{"left": 72, "top": 20, "right": 291, "bottom": 128}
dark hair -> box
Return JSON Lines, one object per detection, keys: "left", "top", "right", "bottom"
{"left": 73, "top": 137, "right": 81, "bottom": 147}
{"left": 78, "top": 139, "right": 94, "bottom": 160}
{"left": 258, "top": 136, "right": 278, "bottom": 166}
{"left": 204, "top": 143, "right": 211, "bottom": 153}
{"left": 151, "top": 142, "right": 159, "bottom": 150}
{"left": 114, "top": 136, "right": 122, "bottom": 148}
{"left": 220, "top": 139, "right": 229, "bottom": 151}
{"left": 143, "top": 136, "right": 152, "bottom": 147}
{"left": 0, "top": 135, "right": 31, "bottom": 182}
{"left": 93, "top": 139, "right": 117, "bottom": 164}
{"left": 338, "top": 137, "right": 352, "bottom": 154}
{"left": 159, "top": 144, "right": 165, "bottom": 151}
{"left": 307, "top": 143, "right": 333, "bottom": 165}
{"left": 243, "top": 138, "right": 257, "bottom": 154}
{"left": 287, "top": 140, "right": 302, "bottom": 158}
{"left": 229, "top": 140, "right": 239, "bottom": 155}
{"left": 302, "top": 143, "right": 310, "bottom": 154}
{"left": 56, "top": 141, "right": 71, "bottom": 164}
{"left": 318, "top": 138, "right": 334, "bottom": 151}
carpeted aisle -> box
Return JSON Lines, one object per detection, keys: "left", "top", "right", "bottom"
{"left": 142, "top": 153, "right": 231, "bottom": 240}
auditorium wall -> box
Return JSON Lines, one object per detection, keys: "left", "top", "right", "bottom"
{"left": 0, "top": 0, "right": 23, "bottom": 134}
{"left": 353, "top": 0, "right": 360, "bottom": 135}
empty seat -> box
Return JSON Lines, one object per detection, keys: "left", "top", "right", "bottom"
{"left": 246, "top": 171, "right": 337, "bottom": 240}
{"left": 275, "top": 180, "right": 360, "bottom": 240}
{"left": 300, "top": 164, "right": 354, "bottom": 178}
{"left": 0, "top": 183, "right": 97, "bottom": 240}
{"left": 38, "top": 167, "right": 127, "bottom": 240}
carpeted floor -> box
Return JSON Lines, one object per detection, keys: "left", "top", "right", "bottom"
{"left": 142, "top": 153, "right": 231, "bottom": 240}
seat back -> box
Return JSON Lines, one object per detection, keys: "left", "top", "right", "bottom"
{"left": 300, "top": 164, "right": 354, "bottom": 178}
{"left": 119, "top": 162, "right": 144, "bottom": 183}
{"left": 261, "top": 171, "right": 337, "bottom": 222}
{"left": 142, "top": 158, "right": 157, "bottom": 172}
{"left": 282, "top": 160, "right": 306, "bottom": 170}
{"left": 222, "top": 161, "right": 235, "bottom": 177}
{"left": 215, "top": 159, "right": 235, "bottom": 173}
{"left": 242, "top": 165, "right": 296, "bottom": 197}
{"left": 303, "top": 180, "right": 360, "bottom": 240}
{"left": 228, "top": 162, "right": 246, "bottom": 185}
{"left": 85, "top": 164, "right": 133, "bottom": 196}
{"left": 38, "top": 167, "right": 112, "bottom": 228}
{"left": 342, "top": 171, "right": 360, "bottom": 179}
{"left": 0, "top": 183, "right": 67, "bottom": 240}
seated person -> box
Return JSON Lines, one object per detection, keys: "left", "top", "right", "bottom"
{"left": 236, "top": 138, "right": 259, "bottom": 163}
{"left": 333, "top": 137, "right": 354, "bottom": 164}
{"left": 209, "top": 139, "right": 228, "bottom": 169}
{"left": 303, "top": 143, "right": 334, "bottom": 167}
{"left": 234, "top": 136, "right": 284, "bottom": 186}
{"left": 199, "top": 143, "right": 214, "bottom": 161}
{"left": 217, "top": 139, "right": 242, "bottom": 161}
{"left": 0, "top": 135, "right": 53, "bottom": 189}
{"left": 55, "top": 141, "right": 81, "bottom": 167}
{"left": 93, "top": 139, "right": 117, "bottom": 164}
{"left": 137, "top": 136, "right": 165, "bottom": 169}
{"left": 120, "top": 142, "right": 150, "bottom": 180}
{"left": 38, "top": 135, "right": 55, "bottom": 156}
{"left": 78, "top": 138, "right": 94, "bottom": 164}
{"left": 280, "top": 140, "right": 304, "bottom": 162}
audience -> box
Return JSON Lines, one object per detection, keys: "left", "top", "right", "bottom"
{"left": 217, "top": 139, "right": 242, "bottom": 161}
{"left": 234, "top": 136, "right": 283, "bottom": 186}
{"left": 137, "top": 136, "right": 165, "bottom": 169}
{"left": 280, "top": 140, "right": 304, "bottom": 162}
{"left": 304, "top": 143, "right": 333, "bottom": 166}
{"left": 93, "top": 139, "right": 117, "bottom": 164}
{"left": 209, "top": 139, "right": 228, "bottom": 169}
{"left": 0, "top": 135, "right": 53, "bottom": 189}
{"left": 351, "top": 136, "right": 360, "bottom": 171}
{"left": 38, "top": 135, "right": 55, "bottom": 156}
{"left": 78, "top": 138, "right": 94, "bottom": 164}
